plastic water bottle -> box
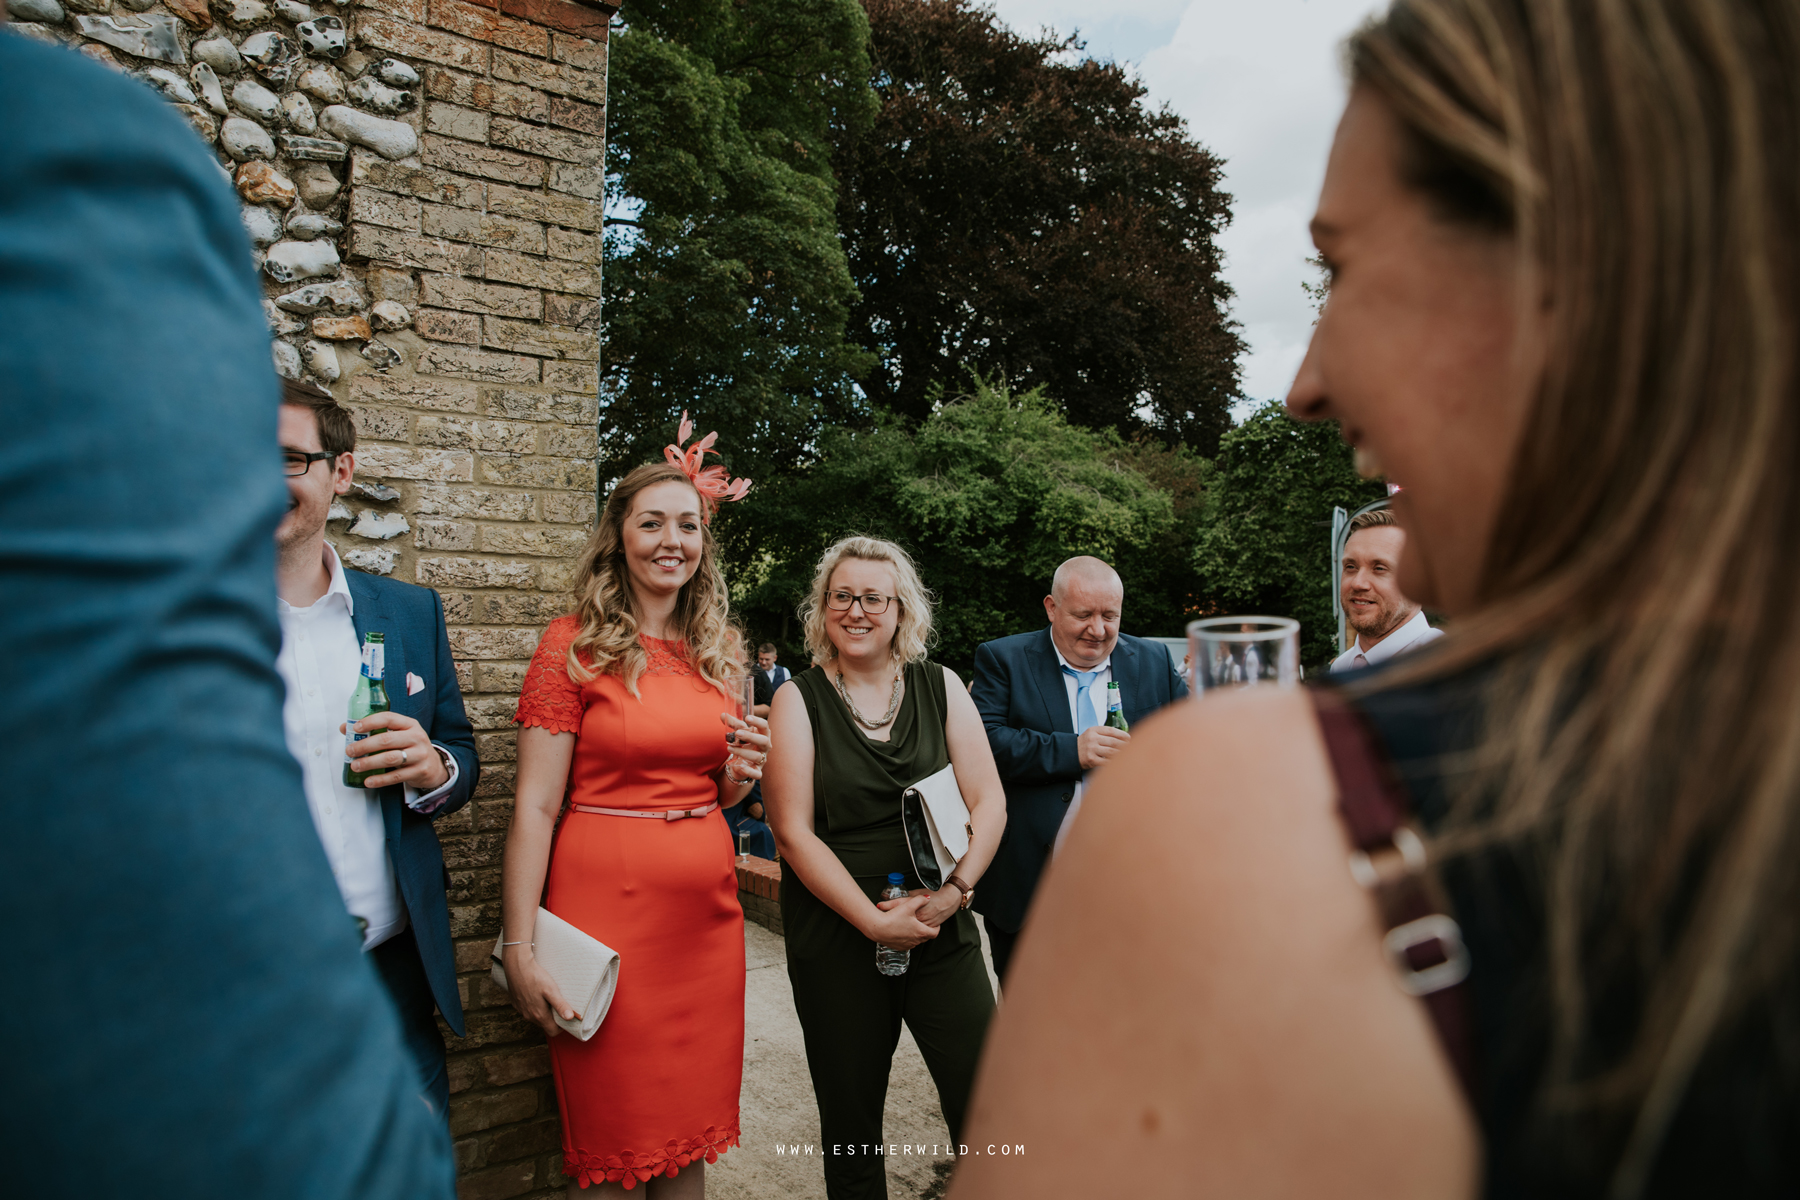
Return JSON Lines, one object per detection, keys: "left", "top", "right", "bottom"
{"left": 876, "top": 873, "right": 910, "bottom": 976}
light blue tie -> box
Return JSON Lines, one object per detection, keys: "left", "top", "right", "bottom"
{"left": 1062, "top": 667, "right": 1100, "bottom": 733}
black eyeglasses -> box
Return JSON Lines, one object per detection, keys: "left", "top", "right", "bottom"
{"left": 826, "top": 589, "right": 894, "bottom": 615}
{"left": 283, "top": 450, "right": 338, "bottom": 477}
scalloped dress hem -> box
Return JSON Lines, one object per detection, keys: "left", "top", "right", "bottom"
{"left": 565, "top": 1123, "right": 741, "bottom": 1190}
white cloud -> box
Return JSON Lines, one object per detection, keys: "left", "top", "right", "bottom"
{"left": 985, "top": 0, "right": 1381, "bottom": 410}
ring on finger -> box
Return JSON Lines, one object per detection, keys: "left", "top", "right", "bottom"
{"left": 399, "top": 748, "right": 408, "bottom": 765}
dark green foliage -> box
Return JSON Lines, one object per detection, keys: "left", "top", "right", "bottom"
{"left": 601, "top": 1, "right": 1358, "bottom": 667}
{"left": 833, "top": 0, "right": 1245, "bottom": 452}
{"left": 1193, "top": 402, "right": 1386, "bottom": 666}
{"left": 723, "top": 380, "right": 1185, "bottom": 675}
{"left": 601, "top": 0, "right": 878, "bottom": 481}
{"left": 1102, "top": 434, "right": 1214, "bottom": 640}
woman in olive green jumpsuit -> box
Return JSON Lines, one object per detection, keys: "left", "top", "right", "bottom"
{"left": 764, "top": 536, "right": 1008, "bottom": 1200}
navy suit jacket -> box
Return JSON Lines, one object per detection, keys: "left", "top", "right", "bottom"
{"left": 346, "top": 569, "right": 479, "bottom": 1037}
{"left": 971, "top": 628, "right": 1188, "bottom": 932}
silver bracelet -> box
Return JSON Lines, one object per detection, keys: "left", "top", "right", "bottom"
{"left": 499, "top": 940, "right": 531, "bottom": 947}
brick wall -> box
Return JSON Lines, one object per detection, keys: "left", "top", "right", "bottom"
{"left": 332, "top": 1, "right": 615, "bottom": 1196}
{"left": 4, "top": 0, "right": 613, "bottom": 1193}
{"left": 737, "top": 855, "right": 783, "bottom": 937}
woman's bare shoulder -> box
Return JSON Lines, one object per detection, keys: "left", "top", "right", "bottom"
{"left": 951, "top": 686, "right": 1475, "bottom": 1199}
{"left": 768, "top": 670, "right": 814, "bottom": 735}
{"left": 1068, "top": 687, "right": 1341, "bottom": 918}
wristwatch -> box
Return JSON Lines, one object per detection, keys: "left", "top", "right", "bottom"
{"left": 946, "top": 874, "right": 974, "bottom": 910}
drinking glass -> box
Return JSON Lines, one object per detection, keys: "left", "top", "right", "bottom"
{"left": 727, "top": 671, "right": 758, "bottom": 777}
{"left": 727, "top": 672, "right": 754, "bottom": 747}
{"left": 1187, "top": 617, "right": 1301, "bottom": 694}
{"left": 737, "top": 827, "right": 751, "bottom": 862}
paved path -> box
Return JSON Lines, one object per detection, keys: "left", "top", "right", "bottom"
{"left": 709, "top": 918, "right": 1000, "bottom": 1200}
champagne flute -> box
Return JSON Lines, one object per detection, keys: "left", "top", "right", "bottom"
{"left": 1187, "top": 617, "right": 1300, "bottom": 694}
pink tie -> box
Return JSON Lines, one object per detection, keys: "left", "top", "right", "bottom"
{"left": 1353, "top": 654, "right": 1369, "bottom": 669}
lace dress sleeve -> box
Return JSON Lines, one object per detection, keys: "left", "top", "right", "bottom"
{"left": 515, "top": 615, "right": 585, "bottom": 735}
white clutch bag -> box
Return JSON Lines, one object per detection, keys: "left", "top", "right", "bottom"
{"left": 901, "top": 762, "right": 973, "bottom": 890}
{"left": 490, "top": 907, "right": 620, "bottom": 1042}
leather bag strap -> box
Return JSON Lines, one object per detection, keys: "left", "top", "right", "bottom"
{"left": 1309, "top": 687, "right": 1477, "bottom": 1098}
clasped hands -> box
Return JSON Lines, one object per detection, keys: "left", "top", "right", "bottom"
{"left": 341, "top": 711, "right": 449, "bottom": 791}
{"left": 868, "top": 885, "right": 962, "bottom": 951}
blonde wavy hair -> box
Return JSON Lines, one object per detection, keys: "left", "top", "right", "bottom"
{"left": 565, "top": 462, "right": 742, "bottom": 698}
{"left": 800, "top": 536, "right": 934, "bottom": 666}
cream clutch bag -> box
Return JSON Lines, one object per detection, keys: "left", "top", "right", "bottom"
{"left": 490, "top": 907, "right": 620, "bottom": 1042}
{"left": 901, "top": 762, "right": 973, "bottom": 890}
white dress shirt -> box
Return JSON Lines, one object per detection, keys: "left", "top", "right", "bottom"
{"left": 1329, "top": 609, "right": 1444, "bottom": 673}
{"left": 1054, "top": 645, "right": 1113, "bottom": 738}
{"left": 276, "top": 544, "right": 456, "bottom": 949}
{"left": 1050, "top": 643, "right": 1112, "bottom": 854}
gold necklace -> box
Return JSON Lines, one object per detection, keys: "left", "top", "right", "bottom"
{"left": 835, "top": 670, "right": 902, "bottom": 730}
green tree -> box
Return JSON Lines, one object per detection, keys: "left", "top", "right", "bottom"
{"left": 1105, "top": 434, "right": 1213, "bottom": 637}
{"left": 724, "top": 380, "right": 1187, "bottom": 674}
{"left": 602, "top": 0, "right": 878, "bottom": 480}
{"left": 1193, "top": 402, "right": 1386, "bottom": 667}
{"left": 833, "top": 0, "right": 1245, "bottom": 452}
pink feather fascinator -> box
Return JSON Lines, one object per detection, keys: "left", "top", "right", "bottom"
{"left": 663, "top": 410, "right": 751, "bottom": 522}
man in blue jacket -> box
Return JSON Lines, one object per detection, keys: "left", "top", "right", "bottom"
{"left": 971, "top": 557, "right": 1187, "bottom": 982}
{"left": 0, "top": 32, "right": 453, "bottom": 1195}
{"left": 275, "top": 381, "right": 479, "bottom": 1116}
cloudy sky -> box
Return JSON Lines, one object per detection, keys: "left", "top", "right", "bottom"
{"left": 984, "top": 0, "right": 1384, "bottom": 414}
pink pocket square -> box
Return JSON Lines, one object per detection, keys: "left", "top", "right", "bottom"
{"left": 406, "top": 672, "right": 426, "bottom": 696}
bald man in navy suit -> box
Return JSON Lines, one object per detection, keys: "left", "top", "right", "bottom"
{"left": 970, "top": 557, "right": 1187, "bottom": 982}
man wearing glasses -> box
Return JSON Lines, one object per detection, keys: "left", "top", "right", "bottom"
{"left": 969, "top": 556, "right": 1188, "bottom": 983}
{"left": 275, "top": 379, "right": 479, "bottom": 1117}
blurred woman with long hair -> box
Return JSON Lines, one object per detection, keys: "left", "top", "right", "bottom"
{"left": 957, "top": 3, "right": 1800, "bottom": 1197}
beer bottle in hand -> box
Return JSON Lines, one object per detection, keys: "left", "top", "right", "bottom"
{"left": 344, "top": 632, "right": 390, "bottom": 788}
{"left": 1104, "top": 680, "right": 1129, "bottom": 732}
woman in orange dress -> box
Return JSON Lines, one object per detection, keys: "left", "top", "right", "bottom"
{"left": 499, "top": 428, "right": 762, "bottom": 1198}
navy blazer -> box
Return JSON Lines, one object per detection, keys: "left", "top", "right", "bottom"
{"left": 970, "top": 628, "right": 1187, "bottom": 932}
{"left": 346, "top": 569, "right": 479, "bottom": 1037}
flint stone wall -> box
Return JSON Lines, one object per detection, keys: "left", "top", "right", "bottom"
{"left": 5, "top": 0, "right": 614, "bottom": 1192}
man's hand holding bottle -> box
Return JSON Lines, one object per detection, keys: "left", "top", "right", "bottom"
{"left": 342, "top": 712, "right": 450, "bottom": 791}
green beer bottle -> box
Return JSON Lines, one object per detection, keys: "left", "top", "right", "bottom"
{"left": 1104, "top": 680, "right": 1129, "bottom": 732}
{"left": 343, "top": 632, "right": 390, "bottom": 788}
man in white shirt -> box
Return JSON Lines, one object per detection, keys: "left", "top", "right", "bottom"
{"left": 970, "top": 557, "right": 1187, "bottom": 981}
{"left": 275, "top": 380, "right": 478, "bottom": 1117}
{"left": 1330, "top": 508, "right": 1444, "bottom": 673}
{"left": 757, "top": 642, "right": 791, "bottom": 691}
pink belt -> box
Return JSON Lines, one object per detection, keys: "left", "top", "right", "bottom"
{"left": 570, "top": 801, "right": 720, "bottom": 822}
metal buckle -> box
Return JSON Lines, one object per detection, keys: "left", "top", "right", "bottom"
{"left": 664, "top": 808, "right": 694, "bottom": 821}
{"left": 1348, "top": 825, "right": 1427, "bottom": 889}
{"left": 1383, "top": 914, "right": 1471, "bottom": 996}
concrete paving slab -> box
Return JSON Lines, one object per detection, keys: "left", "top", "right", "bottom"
{"left": 710, "top": 916, "right": 1000, "bottom": 1200}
